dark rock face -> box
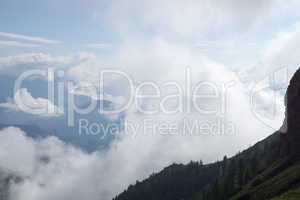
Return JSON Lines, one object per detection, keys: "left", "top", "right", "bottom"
{"left": 282, "top": 68, "right": 300, "bottom": 159}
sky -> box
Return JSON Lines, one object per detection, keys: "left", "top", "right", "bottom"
{"left": 0, "top": 0, "right": 300, "bottom": 200}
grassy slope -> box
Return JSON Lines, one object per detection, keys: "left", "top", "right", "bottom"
{"left": 271, "top": 185, "right": 300, "bottom": 200}
{"left": 230, "top": 159, "right": 300, "bottom": 200}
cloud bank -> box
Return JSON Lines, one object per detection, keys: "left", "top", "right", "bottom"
{"left": 0, "top": 41, "right": 285, "bottom": 200}
{"left": 0, "top": 88, "right": 63, "bottom": 117}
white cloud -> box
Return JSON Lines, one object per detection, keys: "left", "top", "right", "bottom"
{"left": 70, "top": 82, "right": 125, "bottom": 104}
{"left": 0, "top": 36, "right": 282, "bottom": 200}
{"left": 90, "top": 0, "right": 300, "bottom": 69}
{"left": 0, "top": 32, "right": 288, "bottom": 200}
{"left": 0, "top": 52, "right": 96, "bottom": 75}
{"left": 2, "top": 69, "right": 281, "bottom": 199}
{"left": 262, "top": 22, "right": 300, "bottom": 74}
{"left": 236, "top": 20, "right": 300, "bottom": 91}
{"left": 0, "top": 40, "right": 40, "bottom": 48}
{"left": 85, "top": 43, "right": 113, "bottom": 49}
{"left": 0, "top": 41, "right": 285, "bottom": 200}
{"left": 0, "top": 127, "right": 36, "bottom": 176}
{"left": 11, "top": 39, "right": 284, "bottom": 200}
{"left": 0, "top": 88, "right": 63, "bottom": 117}
{"left": 0, "top": 32, "right": 61, "bottom": 45}
{"left": 0, "top": 127, "right": 103, "bottom": 200}
{"left": 96, "top": 0, "right": 275, "bottom": 37}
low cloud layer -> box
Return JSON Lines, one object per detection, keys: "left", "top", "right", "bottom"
{"left": 0, "top": 36, "right": 287, "bottom": 200}
{"left": 0, "top": 88, "right": 63, "bottom": 117}
{"left": 0, "top": 52, "right": 95, "bottom": 75}
{"left": 0, "top": 50, "right": 285, "bottom": 200}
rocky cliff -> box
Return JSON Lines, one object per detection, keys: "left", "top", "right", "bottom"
{"left": 281, "top": 68, "right": 300, "bottom": 159}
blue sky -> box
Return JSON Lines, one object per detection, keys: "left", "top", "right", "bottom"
{"left": 0, "top": 0, "right": 114, "bottom": 43}
{"left": 0, "top": 0, "right": 121, "bottom": 57}
{"left": 0, "top": 0, "right": 300, "bottom": 66}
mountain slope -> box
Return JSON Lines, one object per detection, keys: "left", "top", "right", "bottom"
{"left": 114, "top": 132, "right": 282, "bottom": 200}
{"left": 230, "top": 159, "right": 300, "bottom": 200}
{"left": 113, "top": 69, "right": 300, "bottom": 200}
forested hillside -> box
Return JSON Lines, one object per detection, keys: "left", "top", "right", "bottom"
{"left": 113, "top": 132, "right": 281, "bottom": 200}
